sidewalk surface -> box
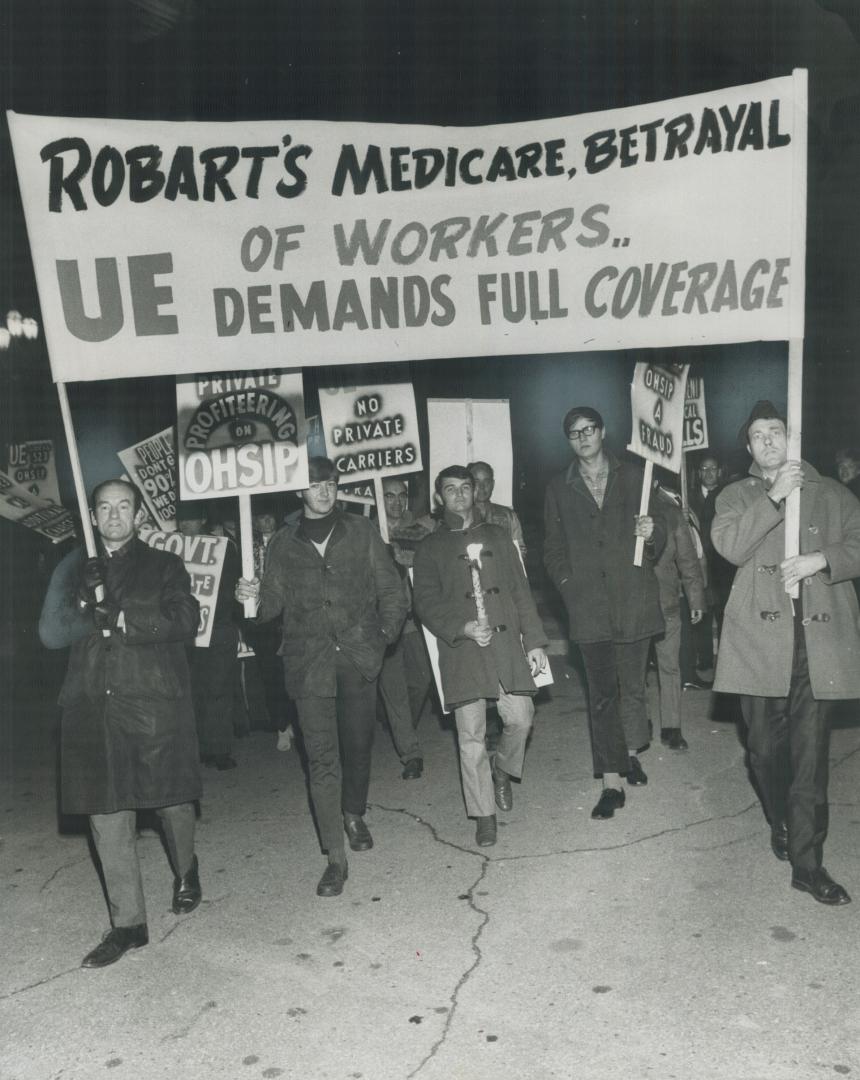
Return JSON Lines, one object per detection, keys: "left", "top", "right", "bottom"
{"left": 3, "top": 653, "right": 860, "bottom": 1080}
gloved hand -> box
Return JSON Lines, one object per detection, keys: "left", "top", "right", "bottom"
{"left": 93, "top": 599, "right": 122, "bottom": 631}
{"left": 77, "top": 557, "right": 107, "bottom": 609}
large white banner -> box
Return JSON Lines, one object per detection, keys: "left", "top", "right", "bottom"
{"left": 8, "top": 74, "right": 804, "bottom": 383}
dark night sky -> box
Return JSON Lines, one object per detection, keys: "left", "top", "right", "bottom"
{"left": 1, "top": 0, "right": 859, "bottom": 503}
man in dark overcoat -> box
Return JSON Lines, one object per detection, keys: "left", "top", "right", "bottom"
{"left": 543, "top": 406, "right": 666, "bottom": 820}
{"left": 713, "top": 401, "right": 860, "bottom": 906}
{"left": 413, "top": 465, "right": 547, "bottom": 848}
{"left": 39, "top": 479, "right": 202, "bottom": 967}
{"left": 235, "top": 457, "right": 406, "bottom": 898}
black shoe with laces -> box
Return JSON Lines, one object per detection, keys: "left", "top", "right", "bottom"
{"left": 81, "top": 924, "right": 149, "bottom": 968}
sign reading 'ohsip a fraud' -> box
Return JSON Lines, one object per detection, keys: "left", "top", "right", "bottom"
{"left": 627, "top": 361, "right": 690, "bottom": 473}
{"left": 177, "top": 369, "right": 308, "bottom": 499}
{"left": 317, "top": 383, "right": 421, "bottom": 483}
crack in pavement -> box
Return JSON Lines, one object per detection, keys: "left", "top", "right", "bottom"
{"left": 369, "top": 804, "right": 489, "bottom": 1079}
{"left": 160, "top": 999, "right": 218, "bottom": 1042}
{"left": 39, "top": 857, "right": 88, "bottom": 893}
{"left": 371, "top": 798, "right": 757, "bottom": 1076}
{"left": 0, "top": 965, "right": 79, "bottom": 1002}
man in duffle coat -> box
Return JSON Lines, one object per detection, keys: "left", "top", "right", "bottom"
{"left": 412, "top": 465, "right": 547, "bottom": 848}
{"left": 713, "top": 401, "right": 860, "bottom": 906}
{"left": 235, "top": 456, "right": 407, "bottom": 898}
{"left": 39, "top": 479, "right": 202, "bottom": 967}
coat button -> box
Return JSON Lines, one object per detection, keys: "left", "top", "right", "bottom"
{"left": 106, "top": 689, "right": 112, "bottom": 695}
{"left": 324, "top": 600, "right": 331, "bottom": 607}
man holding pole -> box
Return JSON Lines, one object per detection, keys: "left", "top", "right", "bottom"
{"left": 543, "top": 407, "right": 665, "bottom": 820}
{"left": 712, "top": 401, "right": 860, "bottom": 906}
{"left": 235, "top": 457, "right": 406, "bottom": 897}
{"left": 39, "top": 479, "right": 202, "bottom": 967}
{"left": 412, "top": 466, "right": 547, "bottom": 847}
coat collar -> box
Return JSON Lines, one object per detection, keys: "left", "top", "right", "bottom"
{"left": 565, "top": 449, "right": 620, "bottom": 499}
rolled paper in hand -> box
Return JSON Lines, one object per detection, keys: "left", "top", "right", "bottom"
{"left": 465, "top": 542, "right": 489, "bottom": 628}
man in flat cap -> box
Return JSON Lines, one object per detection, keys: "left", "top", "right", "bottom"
{"left": 712, "top": 401, "right": 860, "bottom": 906}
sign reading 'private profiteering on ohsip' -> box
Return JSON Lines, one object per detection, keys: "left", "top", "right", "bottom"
{"left": 176, "top": 369, "right": 308, "bottom": 500}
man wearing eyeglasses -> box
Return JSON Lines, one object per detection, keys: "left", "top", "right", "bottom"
{"left": 712, "top": 401, "right": 860, "bottom": 906}
{"left": 235, "top": 457, "right": 406, "bottom": 897}
{"left": 544, "top": 406, "right": 666, "bottom": 821}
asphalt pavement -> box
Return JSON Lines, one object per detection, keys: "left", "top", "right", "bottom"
{"left": 2, "top": 652, "right": 860, "bottom": 1080}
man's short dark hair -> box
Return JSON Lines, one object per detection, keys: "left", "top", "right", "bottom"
{"left": 468, "top": 461, "right": 494, "bottom": 478}
{"left": 307, "top": 456, "right": 338, "bottom": 483}
{"left": 434, "top": 464, "right": 473, "bottom": 495}
{"left": 562, "top": 406, "right": 604, "bottom": 437}
{"left": 90, "top": 478, "right": 142, "bottom": 513}
{"left": 835, "top": 447, "right": 860, "bottom": 465}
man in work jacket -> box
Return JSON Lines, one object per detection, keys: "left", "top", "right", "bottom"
{"left": 713, "top": 400, "right": 860, "bottom": 906}
{"left": 236, "top": 456, "right": 406, "bottom": 898}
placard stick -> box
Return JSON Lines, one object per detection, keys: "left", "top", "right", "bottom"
{"left": 238, "top": 492, "right": 258, "bottom": 618}
{"left": 680, "top": 450, "right": 689, "bottom": 511}
{"left": 374, "top": 477, "right": 389, "bottom": 543}
{"left": 785, "top": 337, "right": 803, "bottom": 600}
{"left": 56, "top": 382, "right": 109, "bottom": 636}
{"left": 633, "top": 460, "right": 654, "bottom": 567}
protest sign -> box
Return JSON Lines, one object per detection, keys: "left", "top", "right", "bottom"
{"left": 682, "top": 374, "right": 709, "bottom": 451}
{"left": 117, "top": 427, "right": 177, "bottom": 530}
{"left": 427, "top": 399, "right": 512, "bottom": 508}
{"left": 627, "top": 361, "right": 690, "bottom": 474}
{"left": 337, "top": 481, "right": 375, "bottom": 505}
{"left": 176, "top": 369, "right": 308, "bottom": 500}
{"left": 317, "top": 383, "right": 422, "bottom": 483}
{"left": 5, "top": 439, "right": 61, "bottom": 504}
{"left": 0, "top": 468, "right": 75, "bottom": 542}
{"left": 138, "top": 527, "right": 227, "bottom": 647}
{"left": 9, "top": 74, "right": 805, "bottom": 384}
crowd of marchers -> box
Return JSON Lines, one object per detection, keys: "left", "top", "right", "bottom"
{"left": 38, "top": 399, "right": 860, "bottom": 968}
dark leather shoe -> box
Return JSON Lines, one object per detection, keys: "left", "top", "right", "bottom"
{"left": 475, "top": 815, "right": 497, "bottom": 846}
{"left": 626, "top": 756, "right": 648, "bottom": 785}
{"left": 591, "top": 787, "right": 625, "bottom": 819}
{"left": 401, "top": 758, "right": 423, "bottom": 780}
{"left": 683, "top": 678, "right": 713, "bottom": 691}
{"left": 770, "top": 822, "right": 789, "bottom": 861}
{"left": 661, "top": 729, "right": 688, "bottom": 751}
{"left": 492, "top": 765, "right": 513, "bottom": 811}
{"left": 343, "top": 814, "right": 373, "bottom": 851}
{"left": 172, "top": 855, "right": 202, "bottom": 914}
{"left": 81, "top": 924, "right": 148, "bottom": 968}
{"left": 316, "top": 860, "right": 348, "bottom": 897}
{"left": 791, "top": 867, "right": 851, "bottom": 906}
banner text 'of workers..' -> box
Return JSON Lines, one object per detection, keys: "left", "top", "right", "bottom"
{"left": 8, "top": 74, "right": 804, "bottom": 382}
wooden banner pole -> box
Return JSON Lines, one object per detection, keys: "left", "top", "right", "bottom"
{"left": 56, "top": 381, "right": 110, "bottom": 637}
{"left": 374, "top": 477, "right": 389, "bottom": 543}
{"left": 238, "top": 492, "right": 258, "bottom": 619}
{"left": 633, "top": 460, "right": 654, "bottom": 567}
